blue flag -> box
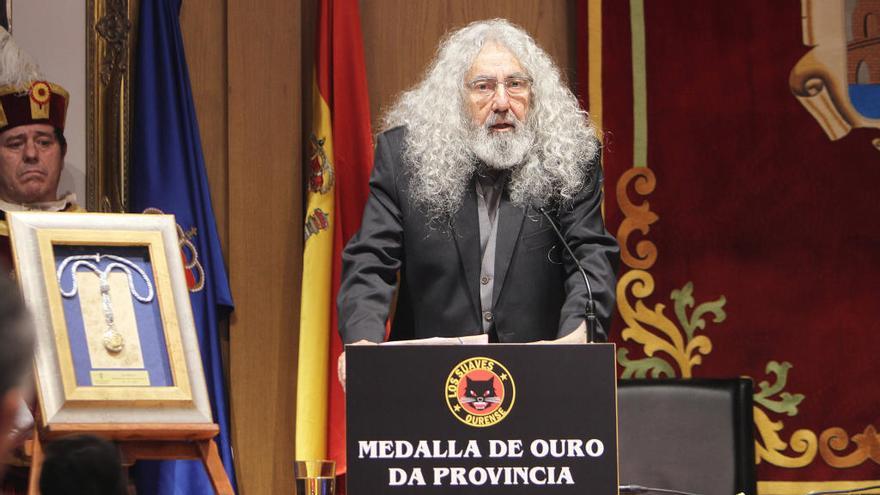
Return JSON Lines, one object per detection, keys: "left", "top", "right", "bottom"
{"left": 129, "top": 0, "right": 236, "bottom": 493}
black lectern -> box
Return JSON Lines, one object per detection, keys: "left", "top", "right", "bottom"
{"left": 346, "top": 344, "right": 619, "bottom": 495}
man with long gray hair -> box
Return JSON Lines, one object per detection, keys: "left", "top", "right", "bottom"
{"left": 338, "top": 19, "right": 619, "bottom": 349}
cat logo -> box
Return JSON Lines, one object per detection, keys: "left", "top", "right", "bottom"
{"left": 445, "top": 357, "right": 515, "bottom": 428}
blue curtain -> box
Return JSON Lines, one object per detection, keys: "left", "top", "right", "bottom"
{"left": 129, "top": 0, "right": 236, "bottom": 492}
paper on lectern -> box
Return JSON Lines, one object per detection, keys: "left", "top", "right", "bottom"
{"left": 379, "top": 334, "right": 490, "bottom": 346}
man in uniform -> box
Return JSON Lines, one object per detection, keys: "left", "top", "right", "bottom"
{"left": 0, "top": 26, "right": 79, "bottom": 270}
{"left": 338, "top": 19, "right": 619, "bottom": 351}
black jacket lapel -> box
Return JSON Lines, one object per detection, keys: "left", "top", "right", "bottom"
{"left": 452, "top": 181, "right": 482, "bottom": 319}
{"left": 492, "top": 195, "right": 526, "bottom": 305}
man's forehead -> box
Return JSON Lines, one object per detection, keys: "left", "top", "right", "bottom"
{"left": 0, "top": 124, "right": 56, "bottom": 141}
{"left": 467, "top": 42, "right": 525, "bottom": 78}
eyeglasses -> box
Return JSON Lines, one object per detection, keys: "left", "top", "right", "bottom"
{"left": 466, "top": 76, "right": 532, "bottom": 100}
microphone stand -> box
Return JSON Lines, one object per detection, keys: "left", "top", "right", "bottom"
{"left": 538, "top": 207, "right": 601, "bottom": 343}
{"left": 619, "top": 484, "right": 705, "bottom": 495}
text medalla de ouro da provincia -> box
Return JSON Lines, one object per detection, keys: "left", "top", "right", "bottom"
{"left": 358, "top": 438, "right": 606, "bottom": 487}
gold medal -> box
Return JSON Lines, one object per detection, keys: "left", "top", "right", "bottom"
{"left": 103, "top": 329, "right": 124, "bottom": 353}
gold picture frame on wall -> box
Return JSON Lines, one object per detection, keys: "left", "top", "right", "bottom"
{"left": 87, "top": 0, "right": 139, "bottom": 212}
{"left": 1, "top": 1, "right": 10, "bottom": 30}
{"left": 7, "top": 211, "right": 213, "bottom": 427}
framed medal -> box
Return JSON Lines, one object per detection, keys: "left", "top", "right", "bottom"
{"left": 7, "top": 211, "right": 213, "bottom": 426}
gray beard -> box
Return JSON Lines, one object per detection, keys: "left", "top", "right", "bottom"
{"left": 468, "top": 113, "right": 535, "bottom": 170}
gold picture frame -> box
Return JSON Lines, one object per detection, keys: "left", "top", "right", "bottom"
{"left": 1, "top": 1, "right": 10, "bottom": 30}
{"left": 87, "top": 0, "right": 139, "bottom": 212}
{"left": 8, "top": 211, "right": 213, "bottom": 427}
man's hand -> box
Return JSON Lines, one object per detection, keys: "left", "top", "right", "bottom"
{"left": 337, "top": 339, "right": 378, "bottom": 392}
{"left": 557, "top": 321, "right": 587, "bottom": 343}
{"left": 529, "top": 321, "right": 587, "bottom": 344}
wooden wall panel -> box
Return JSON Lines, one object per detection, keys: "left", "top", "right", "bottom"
{"left": 360, "top": 0, "right": 577, "bottom": 129}
{"left": 179, "top": 0, "right": 239, "bottom": 487}
{"left": 227, "top": 0, "right": 301, "bottom": 493}
{"left": 181, "top": 0, "right": 229, "bottom": 253}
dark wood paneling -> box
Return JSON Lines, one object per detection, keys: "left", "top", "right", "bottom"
{"left": 360, "top": 0, "right": 577, "bottom": 129}
{"left": 181, "top": 0, "right": 229, "bottom": 254}
{"left": 227, "top": 0, "right": 301, "bottom": 493}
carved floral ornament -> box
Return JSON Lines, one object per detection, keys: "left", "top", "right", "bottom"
{"left": 96, "top": 0, "right": 131, "bottom": 86}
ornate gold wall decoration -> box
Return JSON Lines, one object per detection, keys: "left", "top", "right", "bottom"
{"left": 610, "top": 0, "right": 880, "bottom": 487}
{"left": 612, "top": 148, "right": 880, "bottom": 475}
{"left": 615, "top": 167, "right": 727, "bottom": 379}
{"left": 616, "top": 167, "right": 659, "bottom": 271}
{"left": 752, "top": 361, "right": 819, "bottom": 468}
{"left": 753, "top": 361, "right": 805, "bottom": 416}
{"left": 87, "top": 0, "right": 138, "bottom": 212}
{"left": 755, "top": 406, "right": 819, "bottom": 468}
{"left": 819, "top": 425, "right": 880, "bottom": 468}
{"left": 749, "top": 360, "right": 880, "bottom": 473}
{"left": 617, "top": 272, "right": 726, "bottom": 378}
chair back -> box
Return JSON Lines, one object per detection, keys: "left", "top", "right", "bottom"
{"left": 617, "top": 378, "right": 757, "bottom": 495}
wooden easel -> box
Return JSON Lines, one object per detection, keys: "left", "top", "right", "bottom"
{"left": 26, "top": 423, "right": 233, "bottom": 495}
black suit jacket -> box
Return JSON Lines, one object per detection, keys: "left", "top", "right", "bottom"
{"left": 338, "top": 126, "right": 619, "bottom": 344}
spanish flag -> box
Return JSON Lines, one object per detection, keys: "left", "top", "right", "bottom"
{"left": 296, "top": 0, "right": 373, "bottom": 479}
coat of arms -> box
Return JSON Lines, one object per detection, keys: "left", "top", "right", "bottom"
{"left": 791, "top": 0, "right": 880, "bottom": 149}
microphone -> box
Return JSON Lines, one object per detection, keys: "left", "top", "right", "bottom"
{"left": 805, "top": 484, "right": 880, "bottom": 495}
{"left": 538, "top": 206, "right": 602, "bottom": 343}
{"left": 619, "top": 484, "right": 706, "bottom": 495}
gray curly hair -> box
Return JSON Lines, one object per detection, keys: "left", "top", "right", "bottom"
{"left": 383, "top": 18, "right": 598, "bottom": 221}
